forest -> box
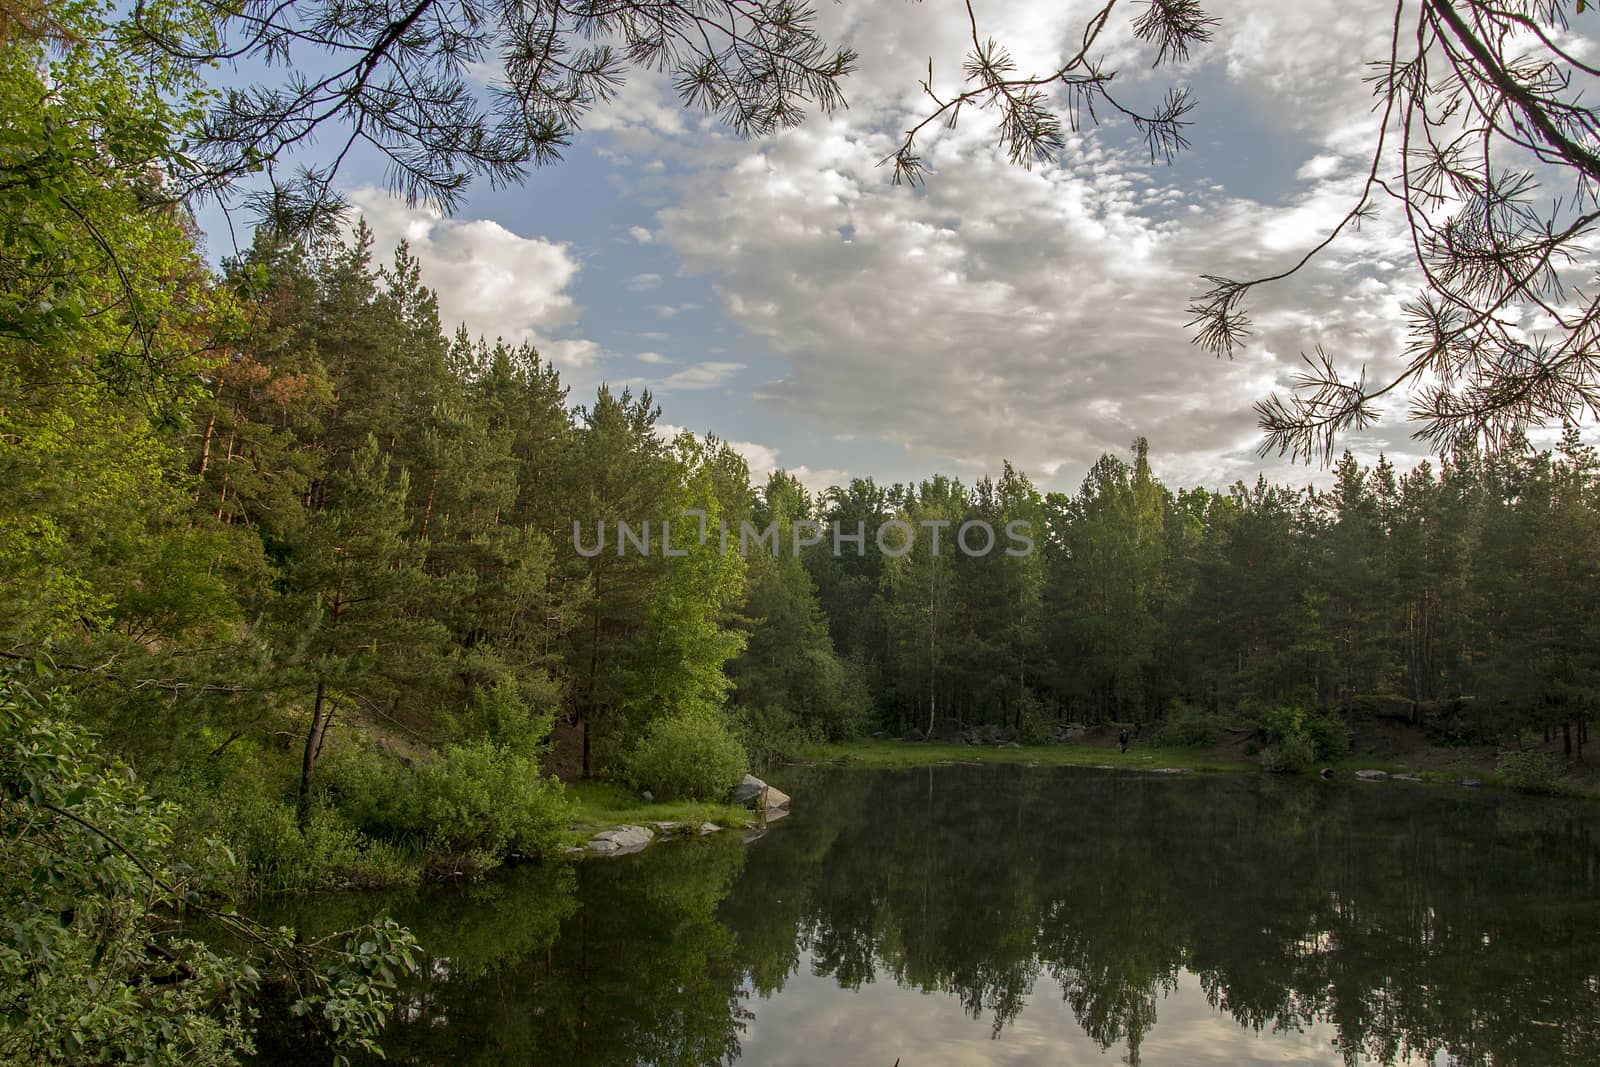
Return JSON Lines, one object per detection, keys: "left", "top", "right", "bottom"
{"left": 5, "top": 0, "right": 1600, "bottom": 1063}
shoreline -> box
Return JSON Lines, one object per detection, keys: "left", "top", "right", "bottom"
{"left": 787, "top": 739, "right": 1600, "bottom": 798}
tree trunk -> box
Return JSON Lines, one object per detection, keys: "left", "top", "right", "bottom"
{"left": 583, "top": 567, "right": 603, "bottom": 778}
{"left": 195, "top": 376, "right": 224, "bottom": 481}
{"left": 297, "top": 679, "right": 329, "bottom": 833}
{"left": 1564, "top": 719, "right": 1573, "bottom": 759}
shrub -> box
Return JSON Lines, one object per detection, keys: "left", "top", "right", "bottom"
{"left": 1303, "top": 712, "right": 1352, "bottom": 761}
{"left": 330, "top": 740, "right": 571, "bottom": 867}
{"left": 219, "top": 784, "right": 419, "bottom": 894}
{"left": 626, "top": 711, "right": 748, "bottom": 801}
{"left": 735, "top": 704, "right": 816, "bottom": 771}
{"left": 1165, "top": 699, "right": 1219, "bottom": 748}
{"left": 1495, "top": 749, "right": 1566, "bottom": 795}
{"left": 1260, "top": 729, "right": 1317, "bottom": 774}
{"left": 1251, "top": 702, "right": 1350, "bottom": 767}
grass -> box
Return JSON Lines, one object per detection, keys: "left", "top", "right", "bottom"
{"left": 791, "top": 739, "right": 1253, "bottom": 774}
{"left": 564, "top": 780, "right": 756, "bottom": 842}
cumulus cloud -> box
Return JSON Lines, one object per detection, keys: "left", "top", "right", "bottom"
{"left": 627, "top": 272, "right": 663, "bottom": 291}
{"left": 636, "top": 351, "right": 670, "bottom": 364}
{"left": 588, "top": 0, "right": 1440, "bottom": 488}
{"left": 628, "top": 225, "right": 654, "bottom": 243}
{"left": 347, "top": 186, "right": 600, "bottom": 367}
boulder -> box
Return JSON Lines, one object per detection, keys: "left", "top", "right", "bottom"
{"left": 1462, "top": 778, "right": 1483, "bottom": 788}
{"left": 730, "top": 774, "right": 790, "bottom": 811}
{"left": 587, "top": 825, "right": 654, "bottom": 855}
{"left": 697, "top": 822, "right": 722, "bottom": 835}
{"left": 1354, "top": 769, "right": 1390, "bottom": 782}
{"left": 730, "top": 774, "right": 767, "bottom": 807}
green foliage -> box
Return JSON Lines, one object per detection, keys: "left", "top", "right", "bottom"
{"left": 1259, "top": 730, "right": 1318, "bottom": 774}
{"left": 329, "top": 740, "right": 572, "bottom": 871}
{"left": 625, "top": 711, "right": 749, "bottom": 802}
{"left": 1252, "top": 701, "right": 1349, "bottom": 772}
{"left": 1163, "top": 699, "right": 1220, "bottom": 747}
{"left": 734, "top": 704, "right": 818, "bottom": 771}
{"left": 1495, "top": 749, "right": 1567, "bottom": 795}
{"left": 0, "top": 675, "right": 257, "bottom": 1064}
{"left": 1016, "top": 690, "right": 1053, "bottom": 746}
{"left": 0, "top": 669, "right": 418, "bottom": 1065}
{"left": 217, "top": 787, "right": 420, "bottom": 895}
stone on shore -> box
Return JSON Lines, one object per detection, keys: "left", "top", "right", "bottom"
{"left": 587, "top": 825, "right": 654, "bottom": 855}
{"left": 731, "top": 774, "right": 791, "bottom": 811}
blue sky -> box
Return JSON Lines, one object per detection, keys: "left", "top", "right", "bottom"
{"left": 194, "top": 0, "right": 1598, "bottom": 497}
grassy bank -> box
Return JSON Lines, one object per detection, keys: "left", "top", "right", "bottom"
{"left": 564, "top": 780, "right": 757, "bottom": 842}
{"left": 790, "top": 740, "right": 1600, "bottom": 798}
{"left": 791, "top": 739, "right": 1253, "bottom": 773}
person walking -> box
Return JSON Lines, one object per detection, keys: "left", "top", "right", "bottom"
{"left": 1118, "top": 727, "right": 1130, "bottom": 754}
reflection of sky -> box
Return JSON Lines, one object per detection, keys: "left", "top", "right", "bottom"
{"left": 736, "top": 953, "right": 1414, "bottom": 1067}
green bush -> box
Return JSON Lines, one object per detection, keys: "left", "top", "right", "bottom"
{"left": 1259, "top": 729, "right": 1317, "bottom": 774}
{"left": 626, "top": 711, "right": 748, "bottom": 801}
{"left": 1303, "top": 712, "right": 1352, "bottom": 761}
{"left": 735, "top": 704, "right": 816, "bottom": 771}
{"left": 1495, "top": 749, "right": 1567, "bottom": 795}
{"left": 1016, "top": 690, "right": 1053, "bottom": 745}
{"left": 1251, "top": 702, "right": 1350, "bottom": 767}
{"left": 1165, "top": 699, "right": 1219, "bottom": 748}
{"left": 330, "top": 739, "right": 572, "bottom": 868}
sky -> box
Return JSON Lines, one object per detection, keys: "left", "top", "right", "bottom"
{"left": 194, "top": 0, "right": 1596, "bottom": 498}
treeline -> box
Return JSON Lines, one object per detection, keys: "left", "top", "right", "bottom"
{"left": 796, "top": 437, "right": 1599, "bottom": 765}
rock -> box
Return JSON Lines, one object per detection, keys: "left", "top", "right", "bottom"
{"left": 697, "top": 822, "right": 721, "bottom": 835}
{"left": 870, "top": 731, "right": 891, "bottom": 740}
{"left": 1319, "top": 767, "right": 1334, "bottom": 779}
{"left": 730, "top": 774, "right": 791, "bottom": 812}
{"left": 1393, "top": 773, "right": 1422, "bottom": 782}
{"left": 587, "top": 825, "right": 654, "bottom": 855}
{"left": 729, "top": 774, "right": 767, "bottom": 807}
{"left": 641, "top": 790, "right": 654, "bottom": 802}
{"left": 1462, "top": 778, "right": 1483, "bottom": 788}
{"left": 1354, "top": 769, "right": 1390, "bottom": 782}
{"left": 649, "top": 821, "right": 682, "bottom": 835}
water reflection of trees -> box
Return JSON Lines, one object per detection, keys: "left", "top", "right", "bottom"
{"left": 286, "top": 766, "right": 1600, "bottom": 1066}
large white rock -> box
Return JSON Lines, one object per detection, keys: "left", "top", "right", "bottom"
{"left": 730, "top": 774, "right": 792, "bottom": 811}
{"left": 587, "top": 825, "right": 654, "bottom": 855}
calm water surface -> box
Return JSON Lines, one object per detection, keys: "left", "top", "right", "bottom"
{"left": 256, "top": 764, "right": 1600, "bottom": 1065}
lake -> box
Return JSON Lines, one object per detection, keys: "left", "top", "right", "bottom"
{"left": 254, "top": 764, "right": 1600, "bottom": 1065}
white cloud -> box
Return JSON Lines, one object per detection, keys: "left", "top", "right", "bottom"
{"left": 347, "top": 186, "right": 601, "bottom": 368}
{"left": 593, "top": 0, "right": 1438, "bottom": 488}
{"left": 627, "top": 272, "right": 663, "bottom": 291}
{"left": 628, "top": 226, "right": 654, "bottom": 243}
{"left": 660, "top": 360, "right": 745, "bottom": 390}
{"left": 636, "top": 351, "right": 670, "bottom": 364}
